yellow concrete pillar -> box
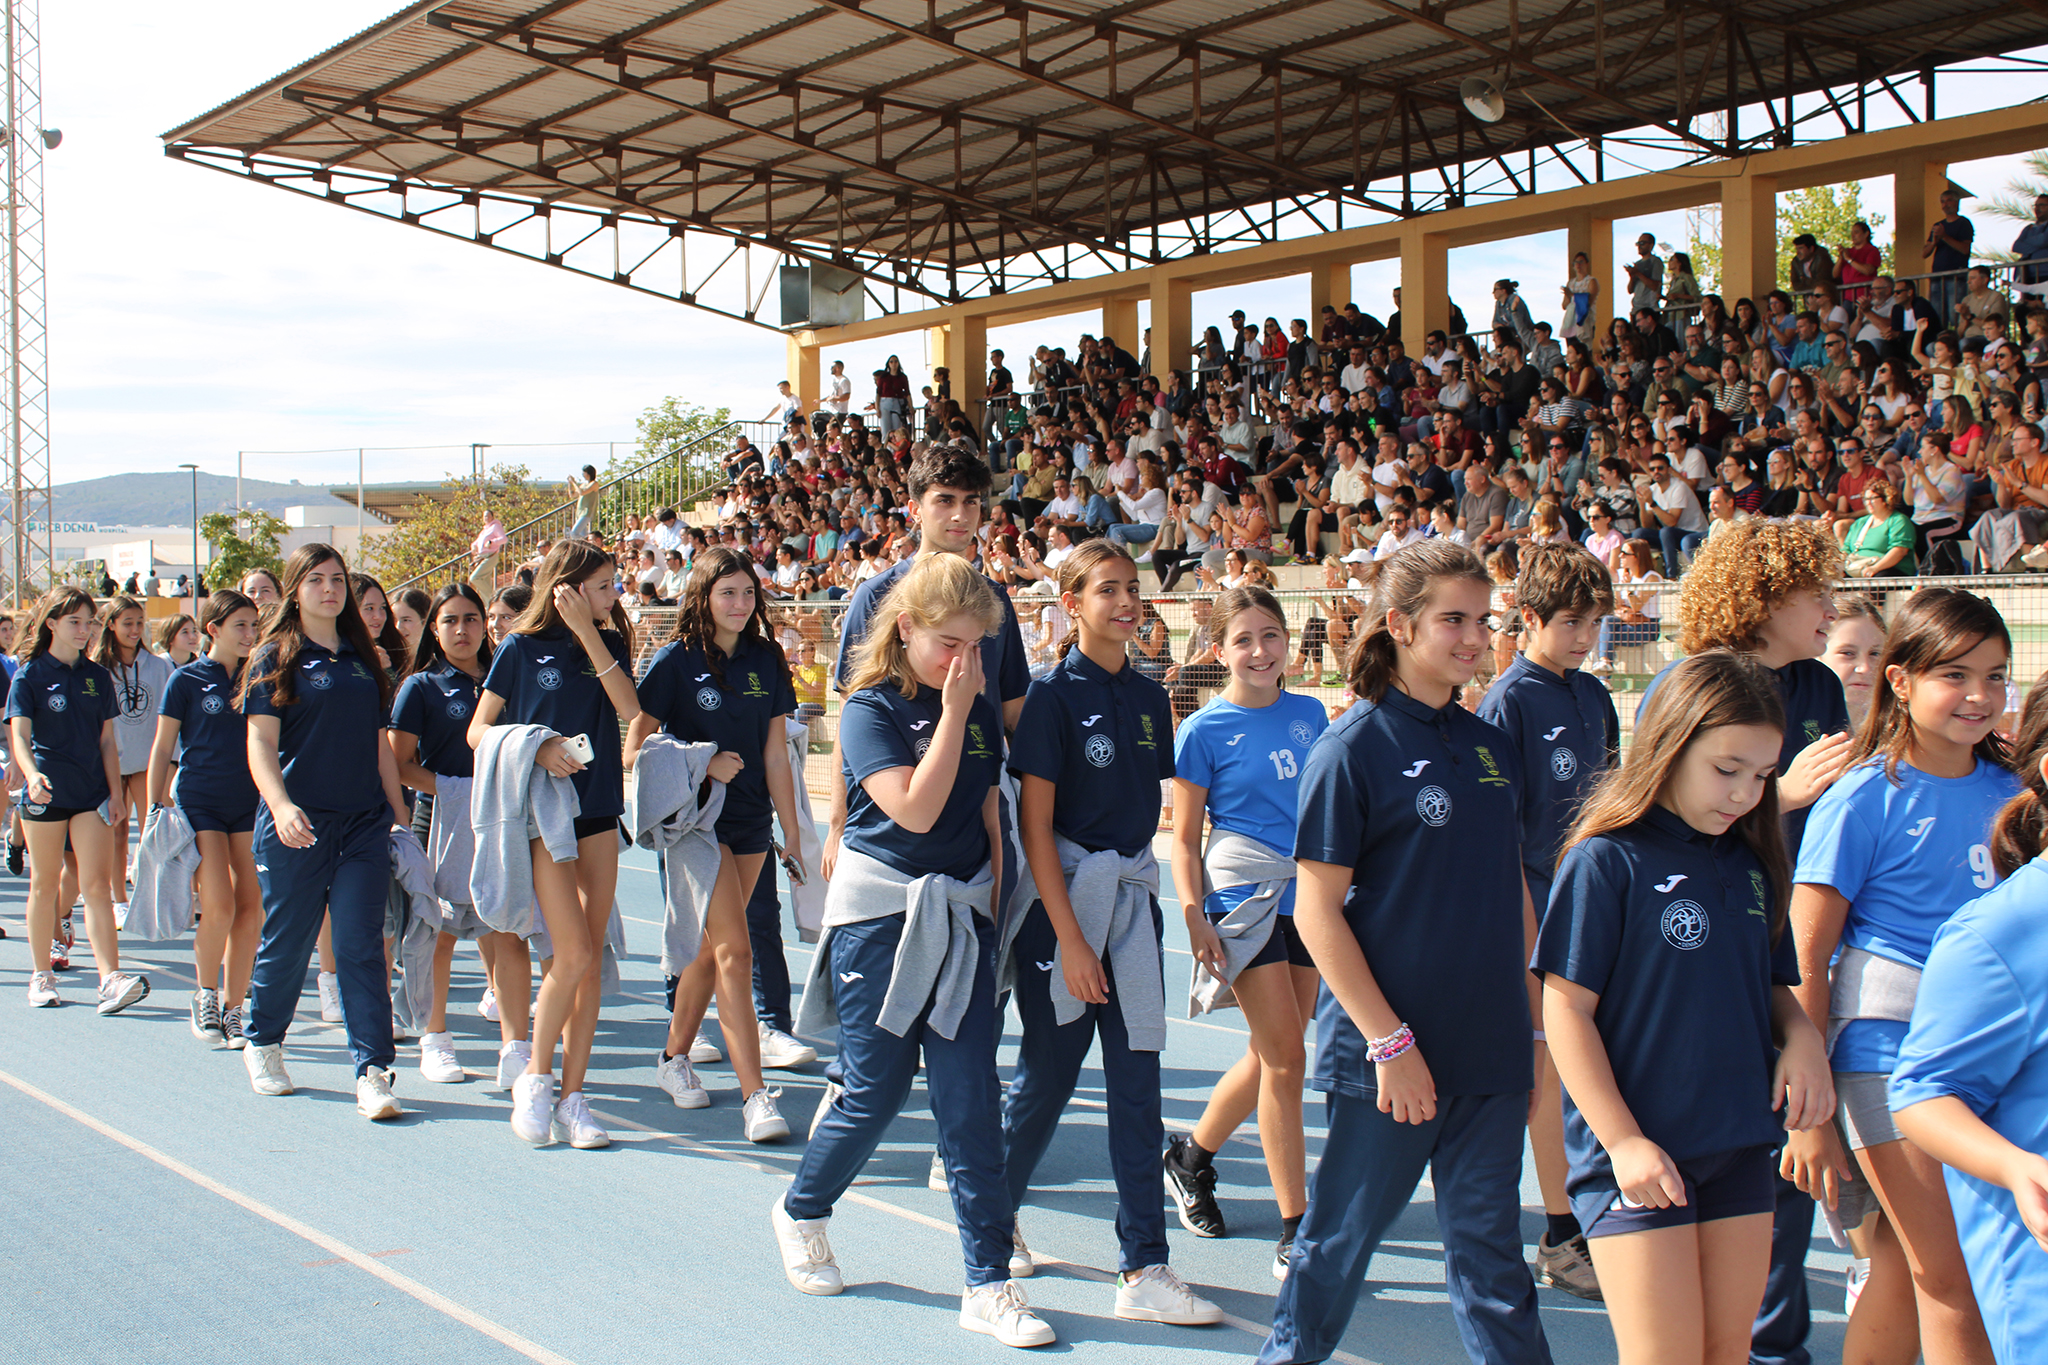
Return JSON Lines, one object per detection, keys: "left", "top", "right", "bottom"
{"left": 1893, "top": 160, "right": 1949, "bottom": 285}
{"left": 1149, "top": 275, "right": 1192, "bottom": 381}
{"left": 1102, "top": 296, "right": 1140, "bottom": 360}
{"left": 926, "top": 323, "right": 952, "bottom": 386}
{"left": 1565, "top": 211, "right": 1614, "bottom": 340}
{"left": 1320, "top": 260, "right": 1353, "bottom": 313}
{"left": 957, "top": 312, "right": 988, "bottom": 411}
{"left": 1399, "top": 227, "right": 1450, "bottom": 342}
{"left": 1719, "top": 173, "right": 1779, "bottom": 303}
{"left": 786, "top": 332, "right": 821, "bottom": 412}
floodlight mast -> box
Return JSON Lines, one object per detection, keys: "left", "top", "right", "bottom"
{"left": 2, "top": 0, "right": 51, "bottom": 608}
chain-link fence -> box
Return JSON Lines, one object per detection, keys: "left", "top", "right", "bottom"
{"left": 621, "top": 575, "right": 2048, "bottom": 807}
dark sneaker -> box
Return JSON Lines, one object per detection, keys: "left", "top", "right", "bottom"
{"left": 190, "top": 987, "right": 225, "bottom": 1044}
{"left": 1273, "top": 1227, "right": 1297, "bottom": 1281}
{"left": 1535, "top": 1232, "right": 1602, "bottom": 1302}
{"left": 1163, "top": 1133, "right": 1226, "bottom": 1238}
{"left": 6, "top": 839, "right": 22, "bottom": 875}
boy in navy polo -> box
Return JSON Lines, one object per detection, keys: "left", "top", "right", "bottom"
{"left": 1479, "top": 544, "right": 1618, "bottom": 1300}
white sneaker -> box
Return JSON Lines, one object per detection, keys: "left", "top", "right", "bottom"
{"left": 743, "top": 1087, "right": 790, "bottom": 1143}
{"left": 495, "top": 1039, "right": 532, "bottom": 1091}
{"left": 688, "top": 1028, "right": 723, "bottom": 1064}
{"left": 1114, "top": 1264, "right": 1223, "bottom": 1325}
{"left": 960, "top": 1281, "right": 1055, "bottom": 1348}
{"left": 26, "top": 970, "right": 60, "bottom": 1008}
{"left": 317, "top": 972, "right": 343, "bottom": 1022}
{"left": 477, "top": 986, "right": 499, "bottom": 1022}
{"left": 657, "top": 1052, "right": 710, "bottom": 1108}
{"left": 1009, "top": 1222, "right": 1035, "bottom": 1279}
{"left": 418, "top": 1031, "right": 464, "bottom": 1083}
{"left": 810, "top": 1077, "right": 843, "bottom": 1139}
{"left": 929, "top": 1150, "right": 952, "bottom": 1192}
{"left": 244, "top": 1042, "right": 293, "bottom": 1096}
{"left": 510, "top": 1072, "right": 555, "bottom": 1144}
{"left": 96, "top": 971, "right": 150, "bottom": 1016}
{"left": 552, "top": 1090, "right": 610, "bottom": 1149}
{"left": 1846, "top": 1258, "right": 1870, "bottom": 1316}
{"left": 190, "top": 987, "right": 225, "bottom": 1043}
{"left": 759, "top": 1023, "right": 818, "bottom": 1069}
{"left": 390, "top": 1010, "right": 409, "bottom": 1043}
{"left": 356, "top": 1066, "right": 404, "bottom": 1120}
{"left": 771, "top": 1197, "right": 843, "bottom": 1295}
{"left": 112, "top": 901, "right": 130, "bottom": 928}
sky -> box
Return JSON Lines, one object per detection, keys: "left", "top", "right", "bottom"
{"left": 43, "top": 4, "right": 2048, "bottom": 492}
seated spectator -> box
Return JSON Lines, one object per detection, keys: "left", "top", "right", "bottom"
{"left": 1629, "top": 451, "right": 1705, "bottom": 574}
{"left": 1970, "top": 420, "right": 2048, "bottom": 570}
{"left": 1590, "top": 538, "right": 1665, "bottom": 675}
{"left": 1840, "top": 478, "right": 1916, "bottom": 578}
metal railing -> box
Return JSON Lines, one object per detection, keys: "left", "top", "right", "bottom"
{"left": 395, "top": 422, "right": 757, "bottom": 593}
{"left": 620, "top": 575, "right": 2048, "bottom": 804}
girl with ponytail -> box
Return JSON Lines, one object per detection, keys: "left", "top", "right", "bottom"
{"left": 1892, "top": 675, "right": 2048, "bottom": 1363}
{"left": 1002, "top": 538, "right": 1219, "bottom": 1327}
{"left": 1259, "top": 538, "right": 1550, "bottom": 1365}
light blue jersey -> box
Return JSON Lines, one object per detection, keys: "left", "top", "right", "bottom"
{"left": 1795, "top": 757, "right": 2021, "bottom": 1071}
{"left": 1890, "top": 857, "right": 2048, "bottom": 1365}
{"left": 1175, "top": 691, "right": 1328, "bottom": 858}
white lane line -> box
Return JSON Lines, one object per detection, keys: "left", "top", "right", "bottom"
{"left": 0, "top": 1067, "right": 576, "bottom": 1365}
{"left": 586, "top": 1104, "right": 1369, "bottom": 1365}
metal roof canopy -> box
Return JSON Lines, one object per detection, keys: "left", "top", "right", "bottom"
{"left": 164, "top": 0, "right": 2048, "bottom": 331}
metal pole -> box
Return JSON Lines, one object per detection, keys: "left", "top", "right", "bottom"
{"left": 357, "top": 447, "right": 364, "bottom": 557}
{"left": 5, "top": 0, "right": 20, "bottom": 607}
{"left": 236, "top": 451, "right": 242, "bottom": 532}
{"left": 180, "top": 462, "right": 198, "bottom": 614}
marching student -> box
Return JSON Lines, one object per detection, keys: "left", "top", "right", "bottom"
{"left": 1890, "top": 679, "right": 2048, "bottom": 1364}
{"left": 1166, "top": 585, "right": 1327, "bottom": 1279}
{"left": 156, "top": 613, "right": 201, "bottom": 668}
{"left": 470, "top": 582, "right": 531, "bottom": 1028}
{"left": 8, "top": 586, "right": 148, "bottom": 1013}
{"left": 774, "top": 554, "right": 1054, "bottom": 1348}
{"left": 1822, "top": 594, "right": 1887, "bottom": 731}
{"left": 389, "top": 583, "right": 531, "bottom": 1089}
{"left": 1782, "top": 589, "right": 2018, "bottom": 1365}
{"left": 487, "top": 584, "right": 530, "bottom": 648}
{"left": 236, "top": 545, "right": 412, "bottom": 1120}
{"left": 352, "top": 571, "right": 408, "bottom": 676}
{"left": 94, "top": 594, "right": 173, "bottom": 920}
{"left": 1479, "top": 544, "right": 1620, "bottom": 1303}
{"left": 625, "top": 546, "right": 803, "bottom": 1142}
{"left": 1537, "top": 650, "right": 1834, "bottom": 1365}
{"left": 469, "top": 541, "right": 640, "bottom": 1149}
{"left": 147, "top": 589, "right": 262, "bottom": 1047}
{"left": 1004, "top": 538, "right": 1224, "bottom": 1327}
{"left": 1635, "top": 518, "right": 1854, "bottom": 1365}
{"left": 1257, "top": 538, "right": 1551, "bottom": 1365}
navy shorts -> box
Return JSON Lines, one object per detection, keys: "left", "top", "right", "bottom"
{"left": 717, "top": 815, "right": 773, "bottom": 857}
{"left": 181, "top": 802, "right": 259, "bottom": 836}
{"left": 571, "top": 815, "right": 618, "bottom": 841}
{"left": 1574, "top": 1143, "right": 1777, "bottom": 1239}
{"left": 1208, "top": 907, "right": 1314, "bottom": 972}
{"left": 21, "top": 802, "right": 93, "bottom": 825}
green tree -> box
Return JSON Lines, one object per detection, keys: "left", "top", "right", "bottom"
{"left": 362, "top": 465, "right": 564, "bottom": 589}
{"left": 198, "top": 508, "right": 288, "bottom": 592}
{"left": 1775, "top": 182, "right": 1890, "bottom": 288}
{"left": 625, "top": 397, "right": 734, "bottom": 482}
{"left": 1974, "top": 148, "right": 2048, "bottom": 264}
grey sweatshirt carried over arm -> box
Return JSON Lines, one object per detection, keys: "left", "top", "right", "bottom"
{"left": 1189, "top": 829, "right": 1298, "bottom": 1016}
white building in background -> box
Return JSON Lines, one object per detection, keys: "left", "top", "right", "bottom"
{"left": 52, "top": 509, "right": 388, "bottom": 589}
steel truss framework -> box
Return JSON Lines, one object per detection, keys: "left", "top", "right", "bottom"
{"left": 3, "top": 0, "right": 50, "bottom": 603}
{"left": 164, "top": 0, "right": 2048, "bottom": 332}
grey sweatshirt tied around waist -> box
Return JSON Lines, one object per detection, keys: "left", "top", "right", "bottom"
{"left": 1827, "top": 945, "right": 1923, "bottom": 1056}
{"left": 793, "top": 846, "right": 994, "bottom": 1042}
{"left": 1190, "top": 829, "right": 1297, "bottom": 1017}
{"left": 1051, "top": 834, "right": 1166, "bottom": 1052}
{"left": 427, "top": 773, "right": 478, "bottom": 907}
{"left": 626, "top": 734, "right": 728, "bottom": 977}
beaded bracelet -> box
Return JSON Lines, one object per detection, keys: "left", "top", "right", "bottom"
{"left": 1366, "top": 1023, "right": 1415, "bottom": 1064}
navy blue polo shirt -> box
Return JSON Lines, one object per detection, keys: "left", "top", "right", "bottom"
{"left": 5, "top": 653, "right": 118, "bottom": 809}
{"left": 243, "top": 639, "right": 388, "bottom": 815}
{"left": 638, "top": 634, "right": 796, "bottom": 836}
{"left": 1296, "top": 687, "right": 1533, "bottom": 1099}
{"left": 1535, "top": 804, "right": 1800, "bottom": 1176}
{"left": 1639, "top": 657, "right": 1848, "bottom": 857}
{"left": 840, "top": 683, "right": 1003, "bottom": 881}
{"left": 1007, "top": 648, "right": 1174, "bottom": 856}
{"left": 832, "top": 555, "right": 1030, "bottom": 711}
{"left": 159, "top": 657, "right": 257, "bottom": 816}
{"left": 1480, "top": 654, "right": 1620, "bottom": 901}
{"left": 391, "top": 662, "right": 484, "bottom": 780}
{"left": 481, "top": 628, "right": 633, "bottom": 820}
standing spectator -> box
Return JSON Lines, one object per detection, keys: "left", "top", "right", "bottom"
{"left": 1788, "top": 234, "right": 1836, "bottom": 297}
{"left": 1956, "top": 265, "right": 2009, "bottom": 342}
{"left": 2013, "top": 192, "right": 2048, "bottom": 285}
{"left": 1490, "top": 279, "right": 1538, "bottom": 357}
{"left": 871, "top": 355, "right": 911, "bottom": 435}
{"left": 1623, "top": 233, "right": 1664, "bottom": 317}
{"left": 821, "top": 358, "right": 852, "bottom": 429}
{"left": 1922, "top": 185, "right": 1975, "bottom": 328}
{"left": 1663, "top": 252, "right": 1702, "bottom": 314}
{"left": 1560, "top": 250, "right": 1599, "bottom": 340}
{"left": 1838, "top": 220, "right": 1883, "bottom": 302}
{"left": 468, "top": 506, "right": 507, "bottom": 594}
{"left": 566, "top": 465, "right": 601, "bottom": 540}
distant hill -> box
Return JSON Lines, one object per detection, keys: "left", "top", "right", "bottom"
{"left": 49, "top": 471, "right": 355, "bottom": 528}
